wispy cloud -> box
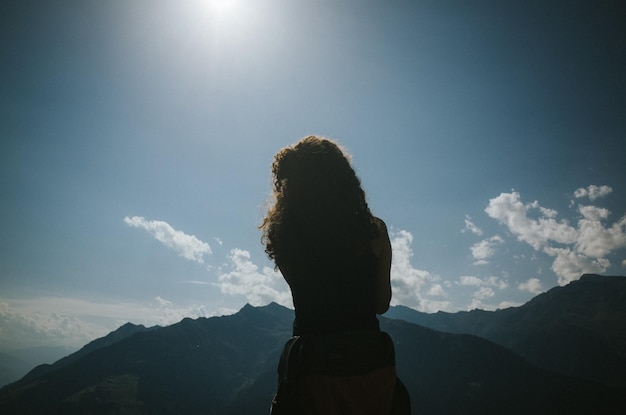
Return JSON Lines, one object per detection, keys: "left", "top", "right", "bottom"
{"left": 462, "top": 215, "right": 483, "bottom": 236}
{"left": 574, "top": 185, "right": 612, "bottom": 201}
{"left": 124, "top": 216, "right": 212, "bottom": 263}
{"left": 0, "top": 300, "right": 106, "bottom": 350}
{"left": 0, "top": 296, "right": 234, "bottom": 351}
{"left": 457, "top": 275, "right": 507, "bottom": 289}
{"left": 184, "top": 280, "right": 213, "bottom": 285}
{"left": 474, "top": 287, "right": 495, "bottom": 300}
{"left": 485, "top": 188, "right": 626, "bottom": 285}
{"left": 150, "top": 296, "right": 234, "bottom": 326}
{"left": 458, "top": 275, "right": 482, "bottom": 286}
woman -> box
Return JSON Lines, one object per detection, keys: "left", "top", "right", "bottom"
{"left": 261, "top": 136, "right": 410, "bottom": 414}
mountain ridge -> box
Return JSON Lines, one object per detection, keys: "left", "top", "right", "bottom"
{"left": 385, "top": 274, "right": 626, "bottom": 386}
{"left": 16, "top": 321, "right": 157, "bottom": 385}
{"left": 1, "top": 274, "right": 625, "bottom": 414}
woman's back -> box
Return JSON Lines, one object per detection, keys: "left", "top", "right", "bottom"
{"left": 284, "top": 245, "right": 380, "bottom": 335}
{"left": 262, "top": 136, "right": 408, "bottom": 414}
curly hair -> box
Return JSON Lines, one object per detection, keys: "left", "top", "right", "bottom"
{"left": 260, "top": 136, "right": 379, "bottom": 268}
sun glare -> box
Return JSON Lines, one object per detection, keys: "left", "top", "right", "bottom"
{"left": 210, "top": 0, "right": 239, "bottom": 16}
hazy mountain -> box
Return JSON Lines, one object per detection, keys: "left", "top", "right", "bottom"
{"left": 0, "top": 352, "right": 30, "bottom": 389}
{"left": 1, "top": 302, "right": 292, "bottom": 415}
{"left": 0, "top": 325, "right": 152, "bottom": 387}
{"left": 1, "top": 275, "right": 625, "bottom": 414}
{"left": 385, "top": 274, "right": 626, "bottom": 387}
{"left": 17, "top": 322, "right": 156, "bottom": 384}
{"left": 0, "top": 346, "right": 76, "bottom": 388}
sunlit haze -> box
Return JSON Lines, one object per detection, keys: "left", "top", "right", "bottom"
{"left": 1, "top": 0, "right": 625, "bottom": 354}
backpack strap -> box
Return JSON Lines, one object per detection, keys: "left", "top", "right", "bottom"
{"left": 272, "top": 331, "right": 399, "bottom": 414}
{"left": 271, "top": 336, "right": 304, "bottom": 414}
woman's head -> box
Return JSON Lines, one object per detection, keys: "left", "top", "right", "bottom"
{"left": 261, "top": 136, "right": 377, "bottom": 266}
{"left": 270, "top": 136, "right": 359, "bottom": 203}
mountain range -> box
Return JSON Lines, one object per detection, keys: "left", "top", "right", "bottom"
{"left": 0, "top": 274, "right": 624, "bottom": 414}
{"left": 385, "top": 273, "right": 626, "bottom": 387}
{"left": 0, "top": 346, "right": 76, "bottom": 388}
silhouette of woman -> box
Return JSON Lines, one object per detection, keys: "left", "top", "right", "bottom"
{"left": 261, "top": 136, "right": 410, "bottom": 414}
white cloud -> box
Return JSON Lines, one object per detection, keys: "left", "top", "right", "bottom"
{"left": 518, "top": 277, "right": 543, "bottom": 295}
{"left": 576, "top": 207, "right": 626, "bottom": 258}
{"left": 0, "top": 301, "right": 106, "bottom": 350}
{"left": 211, "top": 229, "right": 455, "bottom": 313}
{"left": 463, "top": 215, "right": 483, "bottom": 236}
{"left": 150, "top": 296, "right": 229, "bottom": 326}
{"left": 474, "top": 286, "right": 495, "bottom": 300}
{"left": 458, "top": 276, "right": 483, "bottom": 287}
{"left": 390, "top": 230, "right": 451, "bottom": 312}
{"left": 124, "top": 216, "right": 212, "bottom": 263}
{"left": 458, "top": 275, "right": 508, "bottom": 290}
{"left": 622, "top": 259, "right": 626, "bottom": 268}
{"left": 0, "top": 296, "right": 234, "bottom": 351}
{"left": 485, "top": 189, "right": 626, "bottom": 286}
{"left": 154, "top": 296, "right": 173, "bottom": 308}
{"left": 470, "top": 235, "right": 503, "bottom": 265}
{"left": 427, "top": 284, "right": 446, "bottom": 297}
{"left": 183, "top": 280, "right": 212, "bottom": 285}
{"left": 457, "top": 274, "right": 508, "bottom": 310}
{"left": 485, "top": 192, "right": 578, "bottom": 251}
{"left": 497, "top": 300, "right": 522, "bottom": 309}
{"left": 216, "top": 249, "right": 292, "bottom": 308}
{"left": 471, "top": 241, "right": 492, "bottom": 264}
{"left": 579, "top": 205, "right": 610, "bottom": 221}
{"left": 545, "top": 247, "right": 610, "bottom": 285}
{"left": 468, "top": 286, "right": 496, "bottom": 311}
{"left": 574, "top": 185, "right": 612, "bottom": 201}
{"left": 484, "top": 275, "right": 509, "bottom": 290}
{"left": 539, "top": 207, "right": 558, "bottom": 218}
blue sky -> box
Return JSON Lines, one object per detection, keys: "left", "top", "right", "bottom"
{"left": 1, "top": 0, "right": 625, "bottom": 352}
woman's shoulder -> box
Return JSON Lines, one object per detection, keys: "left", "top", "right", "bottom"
{"left": 373, "top": 216, "right": 387, "bottom": 232}
{"left": 370, "top": 217, "right": 391, "bottom": 256}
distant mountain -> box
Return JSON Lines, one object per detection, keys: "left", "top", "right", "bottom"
{"left": 0, "top": 302, "right": 293, "bottom": 415}
{"left": 382, "top": 318, "right": 624, "bottom": 415}
{"left": 0, "top": 346, "right": 76, "bottom": 388}
{"left": 385, "top": 274, "right": 626, "bottom": 387}
{"left": 1, "top": 291, "right": 625, "bottom": 414}
{"left": 17, "top": 322, "right": 156, "bottom": 384}
{"left": 0, "top": 352, "right": 30, "bottom": 389}
{"left": 0, "top": 325, "right": 154, "bottom": 387}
